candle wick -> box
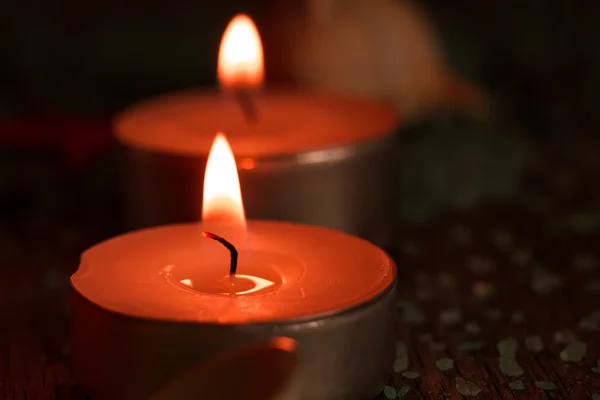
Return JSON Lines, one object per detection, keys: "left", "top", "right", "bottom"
{"left": 201, "top": 232, "right": 238, "bottom": 275}
{"left": 233, "top": 90, "right": 258, "bottom": 124}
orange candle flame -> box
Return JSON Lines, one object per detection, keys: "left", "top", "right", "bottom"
{"left": 217, "top": 14, "right": 264, "bottom": 90}
{"left": 202, "top": 133, "right": 246, "bottom": 227}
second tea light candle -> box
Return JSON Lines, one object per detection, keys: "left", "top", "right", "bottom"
{"left": 114, "top": 14, "right": 398, "bottom": 248}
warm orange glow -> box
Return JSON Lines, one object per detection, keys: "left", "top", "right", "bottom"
{"left": 239, "top": 158, "right": 256, "bottom": 170}
{"left": 202, "top": 133, "right": 246, "bottom": 226}
{"left": 217, "top": 14, "right": 264, "bottom": 90}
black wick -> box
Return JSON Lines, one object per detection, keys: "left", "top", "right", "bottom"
{"left": 233, "top": 90, "right": 258, "bottom": 124}
{"left": 202, "top": 232, "right": 238, "bottom": 275}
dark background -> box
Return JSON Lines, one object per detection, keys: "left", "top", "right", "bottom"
{"left": 1, "top": 1, "right": 598, "bottom": 123}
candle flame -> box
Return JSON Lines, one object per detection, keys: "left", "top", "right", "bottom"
{"left": 218, "top": 14, "right": 264, "bottom": 90}
{"left": 202, "top": 133, "right": 246, "bottom": 226}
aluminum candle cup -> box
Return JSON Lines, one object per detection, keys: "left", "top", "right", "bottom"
{"left": 70, "top": 221, "right": 397, "bottom": 400}
{"left": 115, "top": 90, "right": 398, "bottom": 248}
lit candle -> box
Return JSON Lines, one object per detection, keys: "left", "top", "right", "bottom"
{"left": 115, "top": 14, "right": 398, "bottom": 248}
{"left": 71, "top": 133, "right": 397, "bottom": 400}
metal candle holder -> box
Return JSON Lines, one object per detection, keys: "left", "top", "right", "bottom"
{"left": 70, "top": 278, "right": 397, "bottom": 400}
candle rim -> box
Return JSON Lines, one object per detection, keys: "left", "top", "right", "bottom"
{"left": 72, "top": 220, "right": 397, "bottom": 324}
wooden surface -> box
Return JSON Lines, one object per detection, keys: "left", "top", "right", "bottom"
{"left": 380, "top": 203, "right": 600, "bottom": 399}
{"left": 1, "top": 141, "right": 600, "bottom": 399}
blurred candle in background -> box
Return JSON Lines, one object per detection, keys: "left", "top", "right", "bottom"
{"left": 115, "top": 13, "right": 398, "bottom": 248}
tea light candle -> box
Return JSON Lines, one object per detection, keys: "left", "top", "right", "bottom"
{"left": 115, "top": 14, "right": 398, "bottom": 248}
{"left": 71, "top": 133, "right": 397, "bottom": 400}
